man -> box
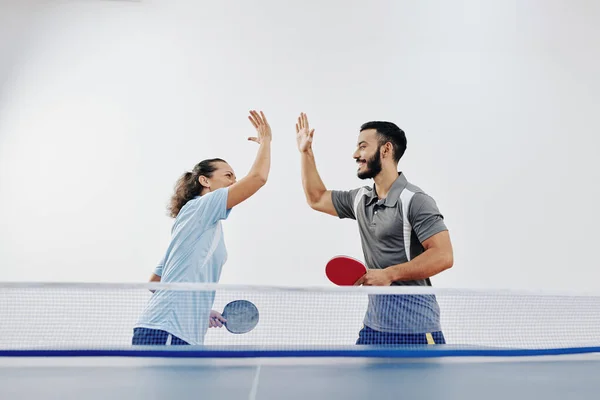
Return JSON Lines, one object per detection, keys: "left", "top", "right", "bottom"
{"left": 295, "top": 112, "right": 454, "bottom": 345}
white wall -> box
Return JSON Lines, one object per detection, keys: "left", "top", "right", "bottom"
{"left": 1, "top": 0, "right": 599, "bottom": 291}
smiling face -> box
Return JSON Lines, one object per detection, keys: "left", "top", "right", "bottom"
{"left": 198, "top": 161, "right": 237, "bottom": 192}
{"left": 353, "top": 129, "right": 384, "bottom": 180}
{"left": 352, "top": 122, "right": 408, "bottom": 180}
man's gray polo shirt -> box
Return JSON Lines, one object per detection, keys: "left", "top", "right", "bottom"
{"left": 331, "top": 172, "right": 448, "bottom": 334}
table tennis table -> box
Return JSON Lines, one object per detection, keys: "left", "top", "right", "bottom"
{"left": 2, "top": 346, "right": 600, "bottom": 400}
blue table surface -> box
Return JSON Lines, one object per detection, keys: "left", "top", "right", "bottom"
{"left": 2, "top": 348, "right": 600, "bottom": 400}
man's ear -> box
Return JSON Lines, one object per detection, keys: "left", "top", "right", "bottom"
{"left": 381, "top": 142, "right": 393, "bottom": 158}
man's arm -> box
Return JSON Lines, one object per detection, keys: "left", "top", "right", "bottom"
{"left": 390, "top": 192, "right": 453, "bottom": 281}
{"left": 300, "top": 147, "right": 337, "bottom": 216}
{"left": 296, "top": 113, "right": 337, "bottom": 216}
{"left": 385, "top": 230, "right": 453, "bottom": 281}
{"left": 355, "top": 192, "right": 453, "bottom": 286}
{"left": 296, "top": 112, "right": 361, "bottom": 219}
{"left": 356, "top": 230, "right": 453, "bottom": 286}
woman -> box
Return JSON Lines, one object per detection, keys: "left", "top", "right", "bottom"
{"left": 132, "top": 110, "right": 272, "bottom": 346}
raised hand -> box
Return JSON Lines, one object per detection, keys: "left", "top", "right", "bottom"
{"left": 248, "top": 110, "right": 272, "bottom": 144}
{"left": 295, "top": 112, "right": 314, "bottom": 153}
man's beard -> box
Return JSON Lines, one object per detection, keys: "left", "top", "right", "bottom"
{"left": 357, "top": 148, "right": 382, "bottom": 180}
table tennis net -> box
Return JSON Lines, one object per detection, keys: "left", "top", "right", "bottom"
{"left": 2, "top": 283, "right": 600, "bottom": 350}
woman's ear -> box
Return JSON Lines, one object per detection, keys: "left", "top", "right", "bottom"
{"left": 198, "top": 175, "right": 210, "bottom": 189}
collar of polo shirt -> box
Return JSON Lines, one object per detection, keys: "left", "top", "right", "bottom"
{"left": 365, "top": 172, "right": 409, "bottom": 207}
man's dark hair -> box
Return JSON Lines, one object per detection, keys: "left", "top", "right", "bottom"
{"left": 360, "top": 121, "right": 407, "bottom": 163}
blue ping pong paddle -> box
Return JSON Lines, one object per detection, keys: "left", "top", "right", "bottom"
{"left": 325, "top": 256, "right": 367, "bottom": 286}
{"left": 220, "top": 300, "right": 259, "bottom": 334}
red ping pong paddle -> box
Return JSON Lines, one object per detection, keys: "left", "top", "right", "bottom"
{"left": 325, "top": 256, "right": 367, "bottom": 286}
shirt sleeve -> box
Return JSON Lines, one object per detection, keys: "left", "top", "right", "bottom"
{"left": 198, "top": 187, "right": 232, "bottom": 225}
{"left": 153, "top": 255, "right": 165, "bottom": 277}
{"left": 408, "top": 192, "right": 448, "bottom": 243}
{"left": 153, "top": 246, "right": 169, "bottom": 277}
{"left": 331, "top": 188, "right": 364, "bottom": 220}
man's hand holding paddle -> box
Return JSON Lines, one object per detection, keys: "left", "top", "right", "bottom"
{"left": 353, "top": 269, "right": 393, "bottom": 286}
{"left": 326, "top": 255, "right": 393, "bottom": 286}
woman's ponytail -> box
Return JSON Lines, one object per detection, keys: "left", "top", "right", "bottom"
{"left": 167, "top": 158, "right": 226, "bottom": 218}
